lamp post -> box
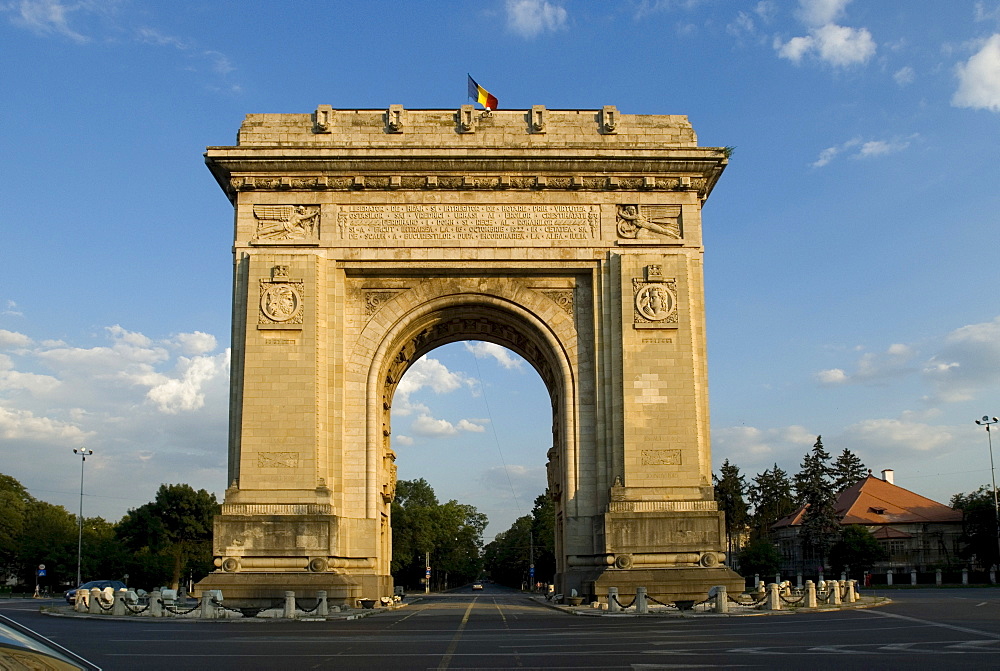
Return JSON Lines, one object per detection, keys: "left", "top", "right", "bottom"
{"left": 73, "top": 447, "right": 93, "bottom": 587}
{"left": 974, "top": 416, "right": 1000, "bottom": 568}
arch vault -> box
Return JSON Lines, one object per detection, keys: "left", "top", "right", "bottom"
{"left": 196, "top": 105, "right": 742, "bottom": 604}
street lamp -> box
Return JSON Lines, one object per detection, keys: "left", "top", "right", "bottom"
{"left": 974, "top": 417, "right": 1000, "bottom": 568}
{"left": 73, "top": 447, "right": 93, "bottom": 587}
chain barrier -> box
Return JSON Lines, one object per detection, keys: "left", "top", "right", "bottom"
{"left": 778, "top": 592, "right": 805, "bottom": 605}
{"left": 646, "top": 594, "right": 676, "bottom": 608}
{"left": 610, "top": 594, "right": 637, "bottom": 609}
{"left": 220, "top": 601, "right": 282, "bottom": 618}
{"left": 96, "top": 598, "right": 115, "bottom": 612}
{"left": 692, "top": 597, "right": 712, "bottom": 607}
{"left": 295, "top": 599, "right": 322, "bottom": 614}
{"left": 728, "top": 593, "right": 767, "bottom": 607}
{"left": 123, "top": 601, "right": 150, "bottom": 614}
{"left": 816, "top": 590, "right": 832, "bottom": 603}
{"left": 161, "top": 598, "right": 202, "bottom": 615}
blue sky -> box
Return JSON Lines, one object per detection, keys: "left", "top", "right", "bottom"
{"left": 1, "top": 0, "right": 1000, "bottom": 541}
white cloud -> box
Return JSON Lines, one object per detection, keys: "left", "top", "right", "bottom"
{"left": 397, "top": 356, "right": 471, "bottom": 398}
{"left": 506, "top": 0, "right": 567, "bottom": 38}
{"left": 841, "top": 418, "right": 953, "bottom": 453}
{"left": 922, "top": 316, "right": 1000, "bottom": 402}
{"left": 136, "top": 26, "right": 189, "bottom": 49}
{"left": 146, "top": 351, "right": 230, "bottom": 413}
{"left": 795, "top": 0, "right": 851, "bottom": 27}
{"left": 2, "top": 300, "right": 23, "bottom": 317}
{"left": 0, "top": 406, "right": 92, "bottom": 443}
{"left": 816, "top": 368, "right": 847, "bottom": 385}
{"left": 814, "top": 343, "right": 916, "bottom": 386}
{"left": 465, "top": 341, "right": 524, "bottom": 370}
{"left": 0, "top": 329, "right": 32, "bottom": 348}
{"left": 953, "top": 34, "right": 1000, "bottom": 112}
{"left": 777, "top": 23, "right": 875, "bottom": 66}
{"left": 894, "top": 66, "right": 915, "bottom": 86}
{"left": 410, "top": 413, "right": 487, "bottom": 438}
{"left": 9, "top": 0, "right": 89, "bottom": 43}
{"left": 395, "top": 435, "right": 414, "bottom": 446}
{"left": 172, "top": 331, "right": 217, "bottom": 355}
{"left": 811, "top": 135, "right": 912, "bottom": 167}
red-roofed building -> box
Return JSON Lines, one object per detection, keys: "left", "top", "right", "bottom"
{"left": 772, "top": 470, "right": 963, "bottom": 573}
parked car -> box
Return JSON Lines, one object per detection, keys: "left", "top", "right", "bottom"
{"left": 0, "top": 612, "right": 99, "bottom": 669}
{"left": 64, "top": 580, "right": 126, "bottom": 604}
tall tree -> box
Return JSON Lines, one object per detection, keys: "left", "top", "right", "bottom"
{"left": 831, "top": 448, "right": 867, "bottom": 493}
{"left": 116, "top": 484, "right": 219, "bottom": 590}
{"left": 829, "top": 525, "right": 887, "bottom": 579}
{"left": 951, "top": 485, "right": 1000, "bottom": 570}
{"left": 0, "top": 474, "right": 32, "bottom": 579}
{"left": 390, "top": 478, "right": 487, "bottom": 590}
{"left": 748, "top": 464, "right": 795, "bottom": 541}
{"left": 794, "top": 436, "right": 840, "bottom": 567}
{"left": 713, "top": 459, "right": 749, "bottom": 558}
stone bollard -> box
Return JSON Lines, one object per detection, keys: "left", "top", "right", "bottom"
{"left": 805, "top": 580, "right": 817, "bottom": 608}
{"left": 935, "top": 569, "right": 942, "bottom": 586}
{"left": 780, "top": 581, "right": 791, "bottom": 597}
{"left": 757, "top": 580, "right": 766, "bottom": 595}
{"left": 635, "top": 587, "right": 648, "bottom": 614}
{"left": 846, "top": 579, "right": 857, "bottom": 603}
{"left": 284, "top": 591, "right": 296, "bottom": 619}
{"left": 818, "top": 571, "right": 824, "bottom": 586}
{"left": 317, "top": 590, "right": 329, "bottom": 617}
{"left": 75, "top": 589, "right": 88, "bottom": 612}
{"left": 829, "top": 580, "right": 841, "bottom": 605}
{"left": 962, "top": 568, "right": 969, "bottom": 585}
{"left": 607, "top": 587, "right": 620, "bottom": 613}
{"left": 88, "top": 588, "right": 102, "bottom": 614}
{"left": 200, "top": 591, "right": 218, "bottom": 620}
{"left": 150, "top": 590, "right": 163, "bottom": 617}
{"left": 911, "top": 569, "right": 917, "bottom": 585}
{"left": 796, "top": 573, "right": 803, "bottom": 589}
{"left": 774, "top": 574, "right": 781, "bottom": 586}
{"left": 753, "top": 574, "right": 760, "bottom": 589}
{"left": 112, "top": 590, "right": 127, "bottom": 616}
{"left": 886, "top": 569, "right": 893, "bottom": 586}
{"left": 712, "top": 585, "right": 728, "bottom": 614}
{"left": 765, "top": 583, "right": 781, "bottom": 611}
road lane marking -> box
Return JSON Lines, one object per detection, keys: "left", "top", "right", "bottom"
{"left": 437, "top": 597, "right": 476, "bottom": 670}
{"left": 871, "top": 610, "right": 1000, "bottom": 639}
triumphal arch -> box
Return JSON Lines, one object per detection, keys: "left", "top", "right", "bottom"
{"left": 195, "top": 104, "right": 743, "bottom": 604}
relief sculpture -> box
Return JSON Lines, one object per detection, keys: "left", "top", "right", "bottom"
{"left": 616, "top": 204, "right": 681, "bottom": 240}
{"left": 253, "top": 204, "right": 320, "bottom": 241}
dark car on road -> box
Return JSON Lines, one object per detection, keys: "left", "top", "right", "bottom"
{"left": 64, "top": 579, "right": 126, "bottom": 604}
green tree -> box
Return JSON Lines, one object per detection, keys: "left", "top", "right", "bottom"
{"left": 828, "top": 525, "right": 888, "bottom": 579}
{"left": 482, "top": 490, "right": 558, "bottom": 589}
{"left": 16, "top": 499, "right": 78, "bottom": 588}
{"left": 951, "top": 485, "right": 999, "bottom": 570}
{"left": 748, "top": 464, "right": 796, "bottom": 541}
{"left": 390, "top": 478, "right": 487, "bottom": 590}
{"left": 0, "top": 474, "right": 32, "bottom": 578}
{"left": 794, "top": 436, "right": 840, "bottom": 567}
{"left": 714, "top": 459, "right": 749, "bottom": 559}
{"left": 831, "top": 448, "right": 868, "bottom": 493}
{"left": 736, "top": 538, "right": 782, "bottom": 579}
{"left": 116, "top": 484, "right": 219, "bottom": 590}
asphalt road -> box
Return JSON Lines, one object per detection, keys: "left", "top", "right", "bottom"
{"left": 3, "top": 584, "right": 1000, "bottom": 670}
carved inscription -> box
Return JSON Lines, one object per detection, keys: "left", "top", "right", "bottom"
{"left": 258, "top": 452, "right": 299, "bottom": 468}
{"left": 642, "top": 449, "right": 682, "bottom": 466}
{"left": 337, "top": 204, "right": 598, "bottom": 241}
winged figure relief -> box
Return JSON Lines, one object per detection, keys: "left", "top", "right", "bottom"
{"left": 253, "top": 205, "right": 320, "bottom": 240}
{"left": 617, "top": 205, "right": 681, "bottom": 240}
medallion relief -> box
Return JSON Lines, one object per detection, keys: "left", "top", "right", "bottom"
{"left": 259, "top": 266, "right": 304, "bottom": 325}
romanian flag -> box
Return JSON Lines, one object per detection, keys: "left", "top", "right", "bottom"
{"left": 467, "top": 75, "right": 499, "bottom": 110}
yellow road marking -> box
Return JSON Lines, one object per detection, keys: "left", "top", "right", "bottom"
{"left": 437, "top": 598, "right": 476, "bottom": 670}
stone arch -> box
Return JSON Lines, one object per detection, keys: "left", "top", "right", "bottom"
{"left": 350, "top": 278, "right": 580, "bottom": 519}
